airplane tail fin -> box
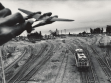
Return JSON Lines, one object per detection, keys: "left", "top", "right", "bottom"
{"left": 18, "top": 8, "right": 33, "bottom": 15}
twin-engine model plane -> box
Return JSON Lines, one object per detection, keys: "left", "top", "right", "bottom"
{"left": 18, "top": 8, "right": 41, "bottom": 20}
{"left": 18, "top": 8, "right": 74, "bottom": 32}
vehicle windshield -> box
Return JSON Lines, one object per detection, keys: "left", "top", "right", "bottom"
{"left": 78, "top": 52, "right": 83, "bottom": 54}
{"left": 80, "top": 54, "right": 84, "bottom": 56}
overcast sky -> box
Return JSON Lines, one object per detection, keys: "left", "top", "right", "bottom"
{"left": 1, "top": 0, "right": 111, "bottom": 35}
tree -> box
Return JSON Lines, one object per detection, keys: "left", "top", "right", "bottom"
{"left": 101, "top": 28, "right": 103, "bottom": 33}
{"left": 27, "top": 31, "right": 43, "bottom": 39}
{"left": 82, "top": 31, "right": 86, "bottom": 34}
{"left": 106, "top": 25, "right": 111, "bottom": 33}
{"left": 90, "top": 28, "right": 93, "bottom": 34}
{"left": 39, "top": 31, "right": 42, "bottom": 39}
{"left": 69, "top": 32, "right": 71, "bottom": 35}
{"left": 49, "top": 30, "right": 57, "bottom": 36}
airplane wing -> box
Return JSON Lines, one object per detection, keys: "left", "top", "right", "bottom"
{"left": 33, "top": 14, "right": 41, "bottom": 20}
{"left": 38, "top": 16, "right": 50, "bottom": 20}
{"left": 50, "top": 18, "right": 74, "bottom": 21}
{"left": 18, "top": 8, "right": 33, "bottom": 15}
{"left": 38, "top": 12, "right": 52, "bottom": 20}
{"left": 33, "top": 21, "right": 46, "bottom": 28}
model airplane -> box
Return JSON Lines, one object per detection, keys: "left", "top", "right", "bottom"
{"left": 18, "top": 8, "right": 74, "bottom": 32}
{"left": 18, "top": 8, "right": 74, "bottom": 21}
{"left": 18, "top": 8, "right": 41, "bottom": 20}
{"left": 18, "top": 8, "right": 53, "bottom": 21}
{"left": 32, "top": 15, "right": 74, "bottom": 28}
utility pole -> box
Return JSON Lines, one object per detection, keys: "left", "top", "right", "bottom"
{"left": 64, "top": 29, "right": 66, "bottom": 36}
{"left": 86, "top": 28, "right": 87, "bottom": 33}
{"left": 61, "top": 30, "right": 62, "bottom": 35}
{"left": 61, "top": 30, "right": 62, "bottom": 37}
{"left": 0, "top": 46, "right": 6, "bottom": 83}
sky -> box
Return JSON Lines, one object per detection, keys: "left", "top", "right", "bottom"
{"left": 1, "top": 0, "right": 111, "bottom": 35}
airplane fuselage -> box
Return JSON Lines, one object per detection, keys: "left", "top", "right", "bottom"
{"left": 18, "top": 8, "right": 74, "bottom": 29}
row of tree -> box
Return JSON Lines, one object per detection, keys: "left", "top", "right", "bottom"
{"left": 26, "top": 26, "right": 111, "bottom": 39}
{"left": 27, "top": 31, "right": 43, "bottom": 39}
{"left": 49, "top": 29, "right": 59, "bottom": 36}
{"left": 90, "top": 28, "right": 103, "bottom": 34}
{"left": 90, "top": 25, "right": 111, "bottom": 34}
{"left": 106, "top": 25, "right": 111, "bottom": 33}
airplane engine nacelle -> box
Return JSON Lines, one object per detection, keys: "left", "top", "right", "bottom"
{"left": 35, "top": 11, "right": 41, "bottom": 14}
{"left": 43, "top": 12, "right": 52, "bottom": 16}
{"left": 53, "top": 15, "right": 58, "bottom": 18}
